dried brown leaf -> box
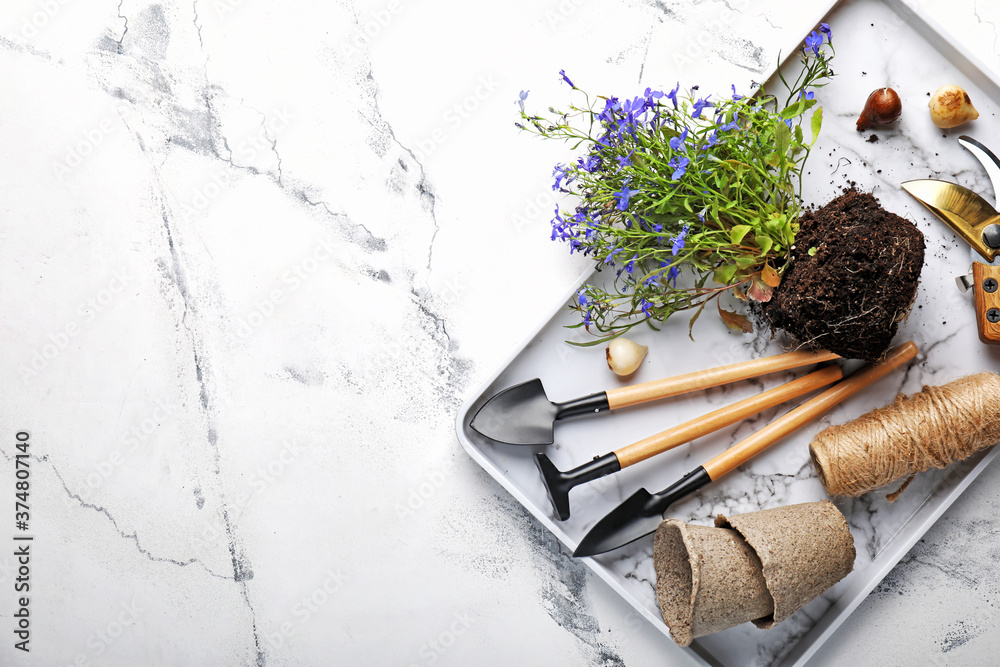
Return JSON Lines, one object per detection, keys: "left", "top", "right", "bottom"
{"left": 761, "top": 263, "right": 781, "bottom": 288}
{"left": 718, "top": 306, "right": 754, "bottom": 333}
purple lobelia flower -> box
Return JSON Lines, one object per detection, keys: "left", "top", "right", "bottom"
{"left": 702, "top": 129, "right": 719, "bottom": 149}
{"left": 672, "top": 225, "right": 689, "bottom": 255}
{"left": 665, "top": 82, "right": 680, "bottom": 109}
{"left": 669, "top": 127, "right": 688, "bottom": 151}
{"left": 804, "top": 31, "right": 823, "bottom": 56}
{"left": 819, "top": 23, "right": 832, "bottom": 44}
{"left": 614, "top": 181, "right": 636, "bottom": 210}
{"left": 667, "top": 156, "right": 689, "bottom": 180}
{"left": 518, "top": 90, "right": 529, "bottom": 112}
{"left": 625, "top": 253, "right": 638, "bottom": 273}
{"left": 641, "top": 298, "right": 653, "bottom": 318}
{"left": 691, "top": 95, "right": 713, "bottom": 119}
{"left": 552, "top": 163, "right": 571, "bottom": 191}
{"left": 577, "top": 154, "right": 600, "bottom": 173}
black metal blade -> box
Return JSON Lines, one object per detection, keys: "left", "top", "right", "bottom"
{"left": 470, "top": 378, "right": 558, "bottom": 445}
{"left": 470, "top": 379, "right": 611, "bottom": 446}
{"left": 572, "top": 488, "right": 663, "bottom": 557}
{"left": 573, "top": 466, "right": 712, "bottom": 557}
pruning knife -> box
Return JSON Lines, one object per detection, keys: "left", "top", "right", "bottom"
{"left": 902, "top": 135, "right": 1000, "bottom": 345}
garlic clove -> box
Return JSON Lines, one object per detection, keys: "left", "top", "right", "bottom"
{"left": 606, "top": 337, "right": 648, "bottom": 376}
{"left": 928, "top": 84, "right": 979, "bottom": 128}
{"left": 856, "top": 87, "right": 901, "bottom": 131}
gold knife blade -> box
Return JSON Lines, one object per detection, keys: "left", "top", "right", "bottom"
{"left": 901, "top": 179, "right": 1000, "bottom": 262}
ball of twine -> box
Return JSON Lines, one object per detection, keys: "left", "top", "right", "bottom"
{"left": 809, "top": 373, "right": 1000, "bottom": 498}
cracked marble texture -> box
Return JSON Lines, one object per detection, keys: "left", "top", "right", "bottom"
{"left": 0, "top": 0, "right": 999, "bottom": 665}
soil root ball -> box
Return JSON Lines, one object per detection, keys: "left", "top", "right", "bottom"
{"left": 764, "top": 189, "right": 925, "bottom": 361}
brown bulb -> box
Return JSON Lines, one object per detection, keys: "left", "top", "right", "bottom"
{"left": 856, "top": 87, "right": 901, "bottom": 131}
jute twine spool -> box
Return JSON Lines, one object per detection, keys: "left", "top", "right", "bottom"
{"left": 809, "top": 373, "right": 1000, "bottom": 498}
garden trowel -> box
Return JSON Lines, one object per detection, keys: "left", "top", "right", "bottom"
{"left": 470, "top": 348, "right": 839, "bottom": 445}
{"left": 902, "top": 135, "right": 1000, "bottom": 344}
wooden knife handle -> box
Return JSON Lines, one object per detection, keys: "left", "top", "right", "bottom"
{"left": 613, "top": 365, "right": 842, "bottom": 468}
{"left": 702, "top": 341, "right": 918, "bottom": 480}
{"left": 972, "top": 263, "right": 1000, "bottom": 345}
{"left": 605, "top": 348, "right": 840, "bottom": 410}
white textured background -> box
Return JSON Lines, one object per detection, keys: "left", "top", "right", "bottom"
{"left": 0, "top": 0, "right": 998, "bottom": 665}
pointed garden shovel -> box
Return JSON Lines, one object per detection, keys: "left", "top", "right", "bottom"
{"left": 535, "top": 365, "right": 843, "bottom": 520}
{"left": 572, "top": 341, "right": 918, "bottom": 557}
{"left": 470, "top": 348, "right": 840, "bottom": 445}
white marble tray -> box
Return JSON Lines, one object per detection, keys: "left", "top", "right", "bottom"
{"left": 457, "top": 0, "right": 1000, "bottom": 664}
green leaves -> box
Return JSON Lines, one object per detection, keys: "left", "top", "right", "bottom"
{"left": 714, "top": 262, "right": 739, "bottom": 285}
{"left": 811, "top": 107, "right": 823, "bottom": 147}
{"left": 518, "top": 41, "right": 835, "bottom": 339}
{"left": 730, "top": 225, "right": 752, "bottom": 245}
{"left": 775, "top": 120, "right": 791, "bottom": 158}
{"left": 755, "top": 233, "right": 773, "bottom": 257}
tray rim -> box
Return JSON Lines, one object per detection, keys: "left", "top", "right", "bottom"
{"left": 455, "top": 0, "right": 1000, "bottom": 664}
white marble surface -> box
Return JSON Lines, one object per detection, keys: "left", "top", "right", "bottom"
{"left": 1, "top": 0, "right": 999, "bottom": 665}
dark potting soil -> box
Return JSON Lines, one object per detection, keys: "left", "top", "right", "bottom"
{"left": 763, "top": 189, "right": 925, "bottom": 361}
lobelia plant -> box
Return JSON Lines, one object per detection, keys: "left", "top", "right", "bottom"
{"left": 517, "top": 26, "right": 835, "bottom": 344}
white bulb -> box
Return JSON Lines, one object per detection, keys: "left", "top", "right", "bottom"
{"left": 606, "top": 338, "right": 648, "bottom": 376}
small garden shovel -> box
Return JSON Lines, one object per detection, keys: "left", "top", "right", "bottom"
{"left": 470, "top": 348, "right": 839, "bottom": 445}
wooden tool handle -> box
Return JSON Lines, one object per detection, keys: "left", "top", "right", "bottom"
{"left": 972, "top": 263, "right": 1000, "bottom": 345}
{"left": 604, "top": 349, "right": 841, "bottom": 410}
{"left": 702, "top": 341, "right": 918, "bottom": 480}
{"left": 614, "top": 365, "right": 842, "bottom": 468}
